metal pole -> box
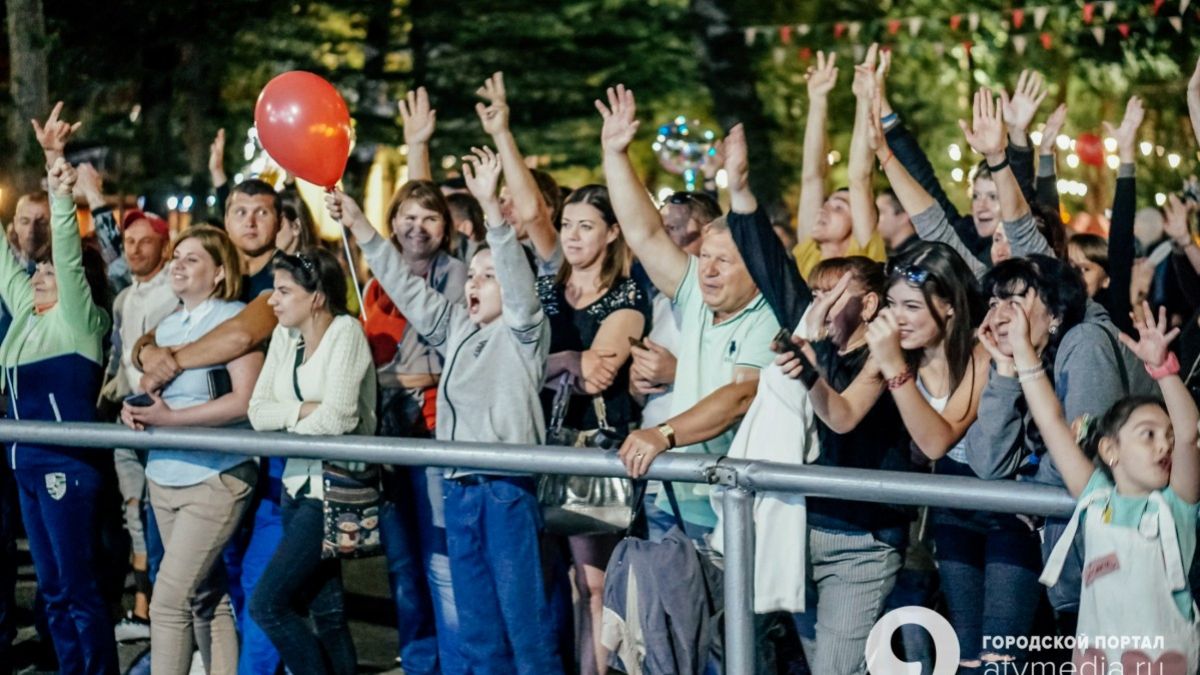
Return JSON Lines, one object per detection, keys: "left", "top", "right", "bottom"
{"left": 722, "top": 487, "right": 755, "bottom": 675}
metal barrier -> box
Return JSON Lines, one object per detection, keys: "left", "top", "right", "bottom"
{"left": 0, "top": 420, "right": 1077, "bottom": 674}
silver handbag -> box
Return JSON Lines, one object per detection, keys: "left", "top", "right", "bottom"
{"left": 538, "top": 374, "right": 635, "bottom": 535}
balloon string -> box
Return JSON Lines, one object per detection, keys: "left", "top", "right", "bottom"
{"left": 336, "top": 219, "right": 367, "bottom": 322}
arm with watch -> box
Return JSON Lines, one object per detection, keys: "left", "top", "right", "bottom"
{"left": 618, "top": 374, "right": 760, "bottom": 478}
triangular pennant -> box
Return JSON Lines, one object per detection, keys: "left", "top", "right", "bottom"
{"left": 1117, "top": 22, "right": 1131, "bottom": 37}
{"left": 1013, "top": 34, "right": 1028, "bottom": 54}
{"left": 908, "top": 17, "right": 924, "bottom": 36}
{"left": 1083, "top": 2, "right": 1095, "bottom": 23}
{"left": 1033, "top": 6, "right": 1050, "bottom": 29}
{"left": 779, "top": 25, "right": 793, "bottom": 44}
{"left": 848, "top": 21, "right": 862, "bottom": 40}
{"left": 1013, "top": 8, "right": 1026, "bottom": 29}
{"left": 963, "top": 40, "right": 974, "bottom": 58}
{"left": 1184, "top": 0, "right": 1193, "bottom": 14}
{"left": 950, "top": 14, "right": 963, "bottom": 30}
{"left": 969, "top": 13, "right": 980, "bottom": 32}
{"left": 834, "top": 22, "right": 847, "bottom": 39}
{"left": 888, "top": 19, "right": 902, "bottom": 35}
{"left": 1153, "top": 0, "right": 1166, "bottom": 14}
{"left": 772, "top": 47, "right": 786, "bottom": 65}
{"left": 1040, "top": 32, "right": 1053, "bottom": 50}
{"left": 798, "top": 23, "right": 811, "bottom": 36}
{"left": 853, "top": 44, "right": 866, "bottom": 61}
{"left": 1092, "top": 26, "right": 1106, "bottom": 44}
{"left": 933, "top": 41, "right": 946, "bottom": 58}
{"left": 799, "top": 46, "right": 813, "bottom": 61}
{"left": 1170, "top": 16, "right": 1184, "bottom": 31}
{"left": 1102, "top": 1, "right": 1117, "bottom": 20}
{"left": 744, "top": 28, "right": 756, "bottom": 47}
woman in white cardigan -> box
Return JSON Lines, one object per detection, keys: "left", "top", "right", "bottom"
{"left": 247, "top": 248, "right": 377, "bottom": 675}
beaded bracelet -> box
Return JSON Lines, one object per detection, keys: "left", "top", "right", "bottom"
{"left": 886, "top": 369, "right": 914, "bottom": 390}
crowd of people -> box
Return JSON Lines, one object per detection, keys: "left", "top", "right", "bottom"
{"left": 1, "top": 48, "right": 1200, "bottom": 675}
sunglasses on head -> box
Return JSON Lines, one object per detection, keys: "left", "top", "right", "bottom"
{"left": 887, "top": 262, "right": 930, "bottom": 285}
{"left": 667, "top": 192, "right": 701, "bottom": 205}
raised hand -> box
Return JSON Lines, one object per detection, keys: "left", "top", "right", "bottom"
{"left": 959, "top": 88, "right": 1006, "bottom": 162}
{"left": 977, "top": 313, "right": 1012, "bottom": 368}
{"left": 851, "top": 44, "right": 879, "bottom": 98}
{"left": 324, "top": 188, "right": 373, "bottom": 242}
{"left": 1119, "top": 301, "right": 1181, "bottom": 369}
{"left": 865, "top": 308, "right": 907, "bottom": 379}
{"left": 31, "top": 102, "right": 81, "bottom": 164}
{"left": 865, "top": 82, "right": 886, "bottom": 153}
{"left": 209, "top": 128, "right": 227, "bottom": 186}
{"left": 700, "top": 140, "right": 726, "bottom": 181}
{"left": 595, "top": 85, "right": 640, "bottom": 155}
{"left": 1102, "top": 96, "right": 1144, "bottom": 165}
{"left": 804, "top": 271, "right": 853, "bottom": 340}
{"left": 1001, "top": 69, "right": 1047, "bottom": 136}
{"left": 1163, "top": 193, "right": 1193, "bottom": 247}
{"left": 461, "top": 146, "right": 503, "bottom": 215}
{"left": 1038, "top": 104, "right": 1067, "bottom": 155}
{"left": 400, "top": 87, "right": 437, "bottom": 145}
{"left": 723, "top": 124, "right": 750, "bottom": 195}
{"left": 1006, "top": 297, "right": 1039, "bottom": 367}
{"left": 475, "top": 72, "right": 510, "bottom": 137}
{"left": 806, "top": 51, "right": 839, "bottom": 100}
{"left": 874, "top": 48, "right": 893, "bottom": 116}
{"left": 74, "top": 162, "right": 105, "bottom": 208}
{"left": 47, "top": 157, "right": 76, "bottom": 197}
{"left": 1190, "top": 54, "right": 1200, "bottom": 102}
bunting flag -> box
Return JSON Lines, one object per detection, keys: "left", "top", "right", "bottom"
{"left": 1153, "top": 0, "right": 1167, "bottom": 15}
{"left": 908, "top": 17, "right": 924, "bottom": 36}
{"left": 963, "top": 40, "right": 974, "bottom": 58}
{"left": 968, "top": 12, "right": 980, "bottom": 32}
{"left": 888, "top": 18, "right": 902, "bottom": 35}
{"left": 1118, "top": 22, "right": 1131, "bottom": 37}
{"left": 834, "top": 22, "right": 847, "bottom": 39}
{"left": 1170, "top": 16, "right": 1184, "bottom": 31}
{"left": 848, "top": 21, "right": 863, "bottom": 40}
{"left": 950, "top": 14, "right": 963, "bottom": 31}
{"left": 744, "top": 27, "right": 756, "bottom": 47}
{"left": 1083, "top": 3, "right": 1095, "bottom": 23}
{"left": 1013, "top": 34, "right": 1028, "bottom": 53}
{"left": 1012, "top": 8, "right": 1026, "bottom": 29}
{"left": 779, "top": 25, "right": 792, "bottom": 44}
{"left": 1040, "top": 32, "right": 1053, "bottom": 50}
{"left": 1033, "top": 6, "right": 1050, "bottom": 29}
{"left": 799, "top": 46, "right": 812, "bottom": 61}
{"left": 1092, "top": 26, "right": 1106, "bottom": 44}
{"left": 932, "top": 42, "right": 946, "bottom": 58}
{"left": 797, "top": 23, "right": 811, "bottom": 36}
{"left": 853, "top": 43, "right": 865, "bottom": 61}
{"left": 772, "top": 47, "right": 786, "bottom": 65}
{"left": 1102, "top": 1, "right": 1117, "bottom": 20}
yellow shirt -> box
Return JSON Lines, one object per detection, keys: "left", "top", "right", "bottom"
{"left": 792, "top": 232, "right": 888, "bottom": 281}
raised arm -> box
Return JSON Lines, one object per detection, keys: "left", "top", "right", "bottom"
{"left": 797, "top": 51, "right": 837, "bottom": 242}
{"left": 1105, "top": 97, "right": 1145, "bottom": 335}
{"left": 1035, "top": 104, "right": 1066, "bottom": 212}
{"left": 597, "top": 85, "right": 688, "bottom": 298}
{"left": 1164, "top": 195, "right": 1200, "bottom": 277}
{"left": 476, "top": 72, "right": 557, "bottom": 262}
{"left": 328, "top": 189, "right": 463, "bottom": 348}
{"left": 400, "top": 87, "right": 435, "bottom": 182}
{"left": 847, "top": 45, "right": 880, "bottom": 248}
{"left": 1001, "top": 69, "right": 1047, "bottom": 152}
{"left": 31, "top": 101, "right": 80, "bottom": 172}
{"left": 723, "top": 123, "right": 813, "bottom": 329}
{"left": 962, "top": 88, "right": 1028, "bottom": 224}
{"left": 47, "top": 160, "right": 108, "bottom": 336}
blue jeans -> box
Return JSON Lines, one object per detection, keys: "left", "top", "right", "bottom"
{"left": 14, "top": 462, "right": 118, "bottom": 675}
{"left": 380, "top": 466, "right": 459, "bottom": 674}
{"left": 231, "top": 497, "right": 284, "bottom": 675}
{"left": 931, "top": 511, "right": 1043, "bottom": 662}
{"left": 0, "top": 462, "right": 17, "bottom": 666}
{"left": 250, "top": 493, "right": 355, "bottom": 675}
{"left": 442, "top": 476, "right": 563, "bottom": 675}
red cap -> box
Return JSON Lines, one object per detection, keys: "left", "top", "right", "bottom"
{"left": 120, "top": 209, "right": 169, "bottom": 238}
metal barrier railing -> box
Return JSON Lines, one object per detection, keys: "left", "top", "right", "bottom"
{"left": 0, "top": 420, "right": 1076, "bottom": 674}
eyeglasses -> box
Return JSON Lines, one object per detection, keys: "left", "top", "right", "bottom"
{"left": 887, "top": 262, "right": 930, "bottom": 285}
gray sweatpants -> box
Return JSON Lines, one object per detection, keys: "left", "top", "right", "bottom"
{"left": 794, "top": 527, "right": 902, "bottom": 675}
{"left": 113, "top": 448, "right": 148, "bottom": 556}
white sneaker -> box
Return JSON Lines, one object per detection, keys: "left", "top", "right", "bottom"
{"left": 114, "top": 612, "right": 151, "bottom": 642}
{"left": 189, "top": 649, "right": 204, "bottom": 675}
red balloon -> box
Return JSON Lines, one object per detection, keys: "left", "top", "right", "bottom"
{"left": 1076, "top": 132, "right": 1104, "bottom": 168}
{"left": 254, "top": 71, "right": 352, "bottom": 188}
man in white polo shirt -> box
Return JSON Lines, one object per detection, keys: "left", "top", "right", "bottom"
{"left": 598, "top": 86, "right": 780, "bottom": 541}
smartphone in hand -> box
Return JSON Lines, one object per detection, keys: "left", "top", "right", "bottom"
{"left": 772, "top": 328, "right": 819, "bottom": 388}
{"left": 124, "top": 393, "right": 154, "bottom": 408}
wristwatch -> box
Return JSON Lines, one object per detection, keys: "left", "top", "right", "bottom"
{"left": 656, "top": 423, "right": 677, "bottom": 449}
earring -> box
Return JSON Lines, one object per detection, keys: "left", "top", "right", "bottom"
{"left": 1108, "top": 457, "right": 1116, "bottom": 467}
{"left": 1049, "top": 322, "right": 1059, "bottom": 336}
